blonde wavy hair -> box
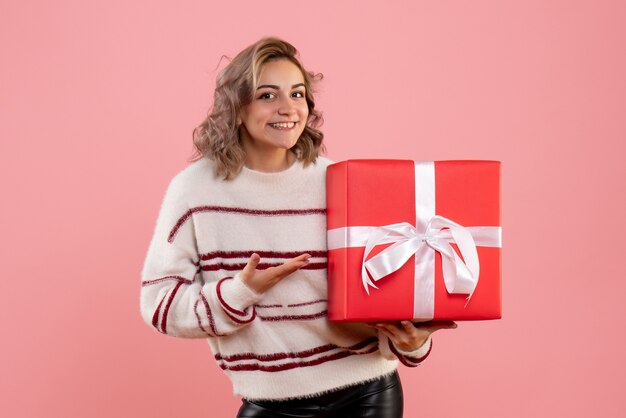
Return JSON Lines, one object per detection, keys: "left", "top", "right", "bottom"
{"left": 190, "top": 37, "right": 326, "bottom": 180}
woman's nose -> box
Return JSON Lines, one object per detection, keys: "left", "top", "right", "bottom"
{"left": 277, "top": 97, "right": 296, "bottom": 115}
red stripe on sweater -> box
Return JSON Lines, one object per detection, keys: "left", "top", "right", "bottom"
{"left": 152, "top": 292, "right": 168, "bottom": 333}
{"left": 202, "top": 262, "right": 327, "bottom": 271}
{"left": 287, "top": 299, "right": 327, "bottom": 308}
{"left": 387, "top": 338, "right": 432, "bottom": 367}
{"left": 221, "top": 307, "right": 256, "bottom": 325}
{"left": 200, "top": 289, "right": 225, "bottom": 336}
{"left": 199, "top": 250, "right": 328, "bottom": 261}
{"left": 216, "top": 277, "right": 247, "bottom": 316}
{"left": 168, "top": 206, "right": 326, "bottom": 243}
{"left": 215, "top": 337, "right": 378, "bottom": 362}
{"left": 218, "top": 345, "right": 378, "bottom": 372}
{"left": 193, "top": 299, "right": 212, "bottom": 337}
{"left": 160, "top": 281, "right": 183, "bottom": 333}
{"left": 258, "top": 310, "right": 327, "bottom": 322}
{"left": 216, "top": 277, "right": 256, "bottom": 324}
{"left": 142, "top": 276, "right": 192, "bottom": 286}
{"left": 254, "top": 299, "right": 327, "bottom": 309}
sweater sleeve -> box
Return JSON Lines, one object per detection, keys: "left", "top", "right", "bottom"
{"left": 377, "top": 330, "right": 432, "bottom": 367}
{"left": 139, "top": 176, "right": 263, "bottom": 338}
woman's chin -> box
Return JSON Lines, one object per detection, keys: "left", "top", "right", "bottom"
{"left": 274, "top": 138, "right": 299, "bottom": 150}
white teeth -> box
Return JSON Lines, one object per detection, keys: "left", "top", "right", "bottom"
{"left": 270, "top": 122, "right": 295, "bottom": 129}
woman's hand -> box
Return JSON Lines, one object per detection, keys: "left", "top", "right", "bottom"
{"left": 368, "top": 320, "right": 458, "bottom": 352}
{"left": 239, "top": 252, "right": 311, "bottom": 293}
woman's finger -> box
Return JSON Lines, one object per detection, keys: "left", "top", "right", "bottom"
{"left": 374, "top": 322, "right": 402, "bottom": 339}
{"left": 273, "top": 253, "right": 311, "bottom": 278}
{"left": 400, "top": 320, "right": 418, "bottom": 335}
{"left": 376, "top": 327, "right": 395, "bottom": 342}
{"left": 415, "top": 320, "right": 457, "bottom": 333}
{"left": 242, "top": 253, "right": 261, "bottom": 279}
{"left": 412, "top": 320, "right": 447, "bottom": 327}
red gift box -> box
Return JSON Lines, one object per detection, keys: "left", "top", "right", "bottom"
{"left": 326, "top": 160, "right": 502, "bottom": 322}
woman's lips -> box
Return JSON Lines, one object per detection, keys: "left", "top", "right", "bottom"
{"left": 268, "top": 121, "right": 297, "bottom": 130}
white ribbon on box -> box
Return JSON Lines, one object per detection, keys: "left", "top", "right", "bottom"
{"left": 326, "top": 161, "right": 502, "bottom": 319}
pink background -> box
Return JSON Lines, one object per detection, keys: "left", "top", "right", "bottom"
{"left": 1, "top": 1, "right": 624, "bottom": 417}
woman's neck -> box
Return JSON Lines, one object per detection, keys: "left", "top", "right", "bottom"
{"left": 243, "top": 148, "right": 296, "bottom": 173}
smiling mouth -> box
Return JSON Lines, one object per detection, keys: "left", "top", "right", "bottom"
{"left": 268, "top": 122, "right": 296, "bottom": 129}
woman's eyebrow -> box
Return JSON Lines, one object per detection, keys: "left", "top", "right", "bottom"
{"left": 256, "top": 83, "right": 305, "bottom": 90}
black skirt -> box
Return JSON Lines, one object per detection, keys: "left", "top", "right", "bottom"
{"left": 236, "top": 370, "right": 404, "bottom": 418}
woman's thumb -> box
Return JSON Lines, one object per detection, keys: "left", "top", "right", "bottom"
{"left": 243, "top": 253, "right": 261, "bottom": 276}
{"left": 435, "top": 321, "right": 458, "bottom": 331}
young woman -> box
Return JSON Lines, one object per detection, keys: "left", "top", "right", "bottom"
{"left": 140, "top": 37, "right": 456, "bottom": 418}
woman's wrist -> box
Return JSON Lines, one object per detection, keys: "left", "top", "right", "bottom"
{"left": 395, "top": 335, "right": 430, "bottom": 354}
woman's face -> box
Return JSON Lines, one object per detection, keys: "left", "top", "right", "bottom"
{"left": 239, "top": 59, "right": 309, "bottom": 151}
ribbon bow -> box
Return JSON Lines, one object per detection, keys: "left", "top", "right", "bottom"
{"left": 361, "top": 215, "right": 480, "bottom": 301}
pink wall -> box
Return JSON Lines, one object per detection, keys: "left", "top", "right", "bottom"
{"left": 1, "top": 1, "right": 624, "bottom": 417}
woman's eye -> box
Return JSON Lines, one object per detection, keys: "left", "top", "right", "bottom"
{"left": 258, "top": 91, "right": 304, "bottom": 100}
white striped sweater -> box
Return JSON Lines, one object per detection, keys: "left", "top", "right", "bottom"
{"left": 140, "top": 155, "right": 432, "bottom": 401}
